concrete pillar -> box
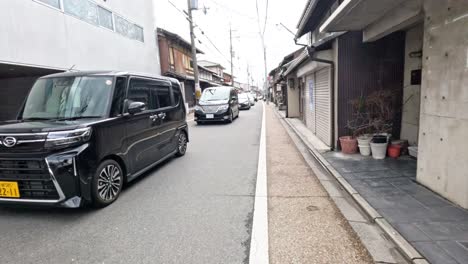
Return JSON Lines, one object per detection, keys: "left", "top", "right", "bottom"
{"left": 417, "top": 0, "right": 468, "bottom": 209}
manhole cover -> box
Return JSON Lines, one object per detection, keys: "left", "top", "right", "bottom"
{"left": 306, "top": 205, "right": 319, "bottom": 211}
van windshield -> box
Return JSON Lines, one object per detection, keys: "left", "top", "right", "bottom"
{"left": 200, "top": 87, "right": 230, "bottom": 101}
{"left": 22, "top": 76, "right": 114, "bottom": 121}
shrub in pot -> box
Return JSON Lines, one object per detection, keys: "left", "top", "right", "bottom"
{"left": 339, "top": 136, "right": 358, "bottom": 154}
{"left": 347, "top": 90, "right": 401, "bottom": 159}
{"left": 370, "top": 135, "right": 388, "bottom": 159}
{"left": 357, "top": 134, "right": 372, "bottom": 156}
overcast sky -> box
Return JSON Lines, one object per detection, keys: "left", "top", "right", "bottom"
{"left": 154, "top": 0, "right": 307, "bottom": 86}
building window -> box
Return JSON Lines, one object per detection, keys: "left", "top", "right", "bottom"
{"left": 63, "top": 0, "right": 99, "bottom": 26}
{"left": 132, "top": 25, "right": 144, "bottom": 42}
{"left": 169, "top": 48, "right": 175, "bottom": 66}
{"left": 189, "top": 60, "right": 194, "bottom": 69}
{"left": 98, "top": 6, "right": 113, "bottom": 30}
{"left": 36, "top": 0, "right": 61, "bottom": 9}
{"left": 115, "top": 15, "right": 144, "bottom": 42}
{"left": 34, "top": 0, "right": 144, "bottom": 42}
{"left": 115, "top": 15, "right": 131, "bottom": 37}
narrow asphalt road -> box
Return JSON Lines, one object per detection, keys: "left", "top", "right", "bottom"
{"left": 0, "top": 104, "right": 263, "bottom": 264}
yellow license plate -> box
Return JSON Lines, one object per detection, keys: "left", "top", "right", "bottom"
{"left": 0, "top": 181, "right": 20, "bottom": 198}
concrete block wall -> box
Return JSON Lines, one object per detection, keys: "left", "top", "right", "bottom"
{"left": 417, "top": 0, "right": 468, "bottom": 208}
{"left": 0, "top": 77, "right": 39, "bottom": 121}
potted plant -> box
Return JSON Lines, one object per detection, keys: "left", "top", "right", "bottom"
{"left": 357, "top": 134, "right": 372, "bottom": 156}
{"left": 348, "top": 90, "right": 400, "bottom": 159}
{"left": 347, "top": 95, "right": 372, "bottom": 156}
{"left": 367, "top": 90, "right": 399, "bottom": 159}
{"left": 339, "top": 135, "right": 358, "bottom": 154}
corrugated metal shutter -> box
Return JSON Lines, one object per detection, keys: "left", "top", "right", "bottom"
{"left": 315, "top": 67, "right": 332, "bottom": 146}
{"left": 304, "top": 74, "right": 315, "bottom": 133}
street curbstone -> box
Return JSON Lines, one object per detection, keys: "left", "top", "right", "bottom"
{"left": 352, "top": 194, "right": 382, "bottom": 220}
{"left": 375, "top": 218, "right": 425, "bottom": 263}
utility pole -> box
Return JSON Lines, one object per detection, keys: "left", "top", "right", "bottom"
{"left": 230, "top": 25, "right": 234, "bottom": 86}
{"left": 187, "top": 0, "right": 201, "bottom": 101}
{"left": 262, "top": 37, "right": 269, "bottom": 103}
{"left": 247, "top": 64, "right": 251, "bottom": 91}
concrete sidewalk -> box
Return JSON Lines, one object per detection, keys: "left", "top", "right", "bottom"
{"left": 266, "top": 106, "right": 372, "bottom": 263}
{"left": 278, "top": 109, "right": 468, "bottom": 264}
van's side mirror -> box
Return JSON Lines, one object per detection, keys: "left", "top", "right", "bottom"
{"left": 128, "top": 102, "right": 146, "bottom": 115}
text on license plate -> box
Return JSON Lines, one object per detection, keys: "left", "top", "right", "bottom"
{"left": 206, "top": 114, "right": 214, "bottom": 119}
{"left": 0, "top": 181, "right": 20, "bottom": 198}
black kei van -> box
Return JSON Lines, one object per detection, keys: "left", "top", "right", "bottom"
{"left": 0, "top": 71, "right": 188, "bottom": 208}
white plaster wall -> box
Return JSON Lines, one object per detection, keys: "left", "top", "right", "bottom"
{"left": 417, "top": 0, "right": 468, "bottom": 209}
{"left": 0, "top": 0, "right": 160, "bottom": 74}
{"left": 401, "top": 24, "right": 423, "bottom": 146}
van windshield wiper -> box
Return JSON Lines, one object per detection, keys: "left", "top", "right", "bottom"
{"left": 22, "top": 117, "right": 57, "bottom": 121}
{"left": 56, "top": 116, "right": 103, "bottom": 121}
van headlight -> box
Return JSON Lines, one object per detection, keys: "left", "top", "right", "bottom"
{"left": 194, "top": 105, "right": 203, "bottom": 112}
{"left": 218, "top": 104, "right": 229, "bottom": 111}
{"left": 45, "top": 127, "right": 92, "bottom": 149}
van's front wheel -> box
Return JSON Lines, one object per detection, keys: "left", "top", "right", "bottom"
{"left": 91, "top": 160, "right": 123, "bottom": 208}
{"left": 175, "top": 132, "right": 187, "bottom": 157}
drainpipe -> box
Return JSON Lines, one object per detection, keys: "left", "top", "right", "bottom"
{"left": 304, "top": 46, "right": 336, "bottom": 150}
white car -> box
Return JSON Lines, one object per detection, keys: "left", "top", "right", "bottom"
{"left": 250, "top": 92, "right": 258, "bottom": 102}
{"left": 247, "top": 93, "right": 255, "bottom": 106}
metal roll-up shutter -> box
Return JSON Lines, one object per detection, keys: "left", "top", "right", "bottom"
{"left": 304, "top": 74, "right": 315, "bottom": 133}
{"left": 314, "top": 67, "right": 332, "bottom": 146}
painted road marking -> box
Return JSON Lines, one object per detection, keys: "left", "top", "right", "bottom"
{"left": 249, "top": 102, "right": 269, "bottom": 264}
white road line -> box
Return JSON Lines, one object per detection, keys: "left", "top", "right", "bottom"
{"left": 249, "top": 102, "right": 269, "bottom": 264}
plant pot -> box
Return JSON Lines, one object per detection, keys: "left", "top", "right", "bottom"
{"left": 358, "top": 144, "right": 371, "bottom": 156}
{"left": 339, "top": 136, "right": 358, "bottom": 154}
{"left": 372, "top": 135, "right": 388, "bottom": 144}
{"left": 391, "top": 139, "right": 409, "bottom": 155}
{"left": 357, "top": 135, "right": 372, "bottom": 146}
{"left": 370, "top": 142, "right": 388, "bottom": 159}
{"left": 388, "top": 144, "right": 402, "bottom": 158}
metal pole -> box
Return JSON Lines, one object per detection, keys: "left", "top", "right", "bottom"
{"left": 247, "top": 64, "right": 250, "bottom": 91}
{"left": 262, "top": 37, "right": 269, "bottom": 104}
{"left": 187, "top": 0, "right": 201, "bottom": 101}
{"left": 230, "top": 25, "right": 234, "bottom": 86}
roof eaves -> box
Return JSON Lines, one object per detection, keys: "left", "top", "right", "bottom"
{"left": 157, "top": 28, "right": 204, "bottom": 54}
{"left": 295, "top": 0, "right": 319, "bottom": 39}
{"left": 283, "top": 51, "right": 309, "bottom": 76}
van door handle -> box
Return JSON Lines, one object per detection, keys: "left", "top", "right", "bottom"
{"left": 157, "top": 113, "right": 166, "bottom": 120}
{"left": 150, "top": 115, "right": 157, "bottom": 122}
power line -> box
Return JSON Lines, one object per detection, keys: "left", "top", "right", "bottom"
{"left": 167, "top": 0, "right": 191, "bottom": 22}
{"left": 167, "top": 0, "right": 231, "bottom": 66}
{"left": 206, "top": 0, "right": 257, "bottom": 21}
{"left": 197, "top": 28, "right": 232, "bottom": 65}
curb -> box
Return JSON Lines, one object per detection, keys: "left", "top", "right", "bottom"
{"left": 274, "top": 109, "right": 428, "bottom": 264}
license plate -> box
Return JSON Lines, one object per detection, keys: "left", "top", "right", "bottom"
{"left": 206, "top": 114, "right": 214, "bottom": 119}
{"left": 0, "top": 181, "right": 20, "bottom": 198}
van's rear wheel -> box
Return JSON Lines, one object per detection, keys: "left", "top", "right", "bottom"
{"left": 175, "top": 132, "right": 187, "bottom": 157}
{"left": 91, "top": 160, "right": 123, "bottom": 208}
